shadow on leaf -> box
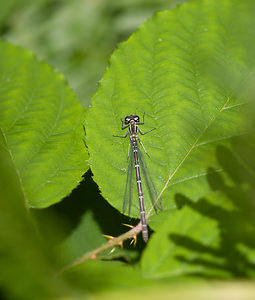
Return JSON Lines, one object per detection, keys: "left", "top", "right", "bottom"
{"left": 169, "top": 137, "right": 255, "bottom": 277}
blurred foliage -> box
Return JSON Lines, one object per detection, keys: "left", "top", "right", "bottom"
{"left": 1, "top": 0, "right": 189, "bottom": 106}
{"left": 0, "top": 0, "right": 17, "bottom": 25}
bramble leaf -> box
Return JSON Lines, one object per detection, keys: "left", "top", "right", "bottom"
{"left": 0, "top": 40, "right": 88, "bottom": 208}
{"left": 86, "top": 0, "right": 255, "bottom": 277}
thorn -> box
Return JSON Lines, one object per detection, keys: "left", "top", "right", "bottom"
{"left": 130, "top": 235, "right": 137, "bottom": 247}
{"left": 122, "top": 224, "right": 137, "bottom": 247}
{"left": 103, "top": 234, "right": 123, "bottom": 254}
{"left": 90, "top": 254, "right": 97, "bottom": 260}
{"left": 109, "top": 247, "right": 116, "bottom": 254}
{"left": 103, "top": 234, "right": 115, "bottom": 242}
{"left": 122, "top": 223, "right": 133, "bottom": 229}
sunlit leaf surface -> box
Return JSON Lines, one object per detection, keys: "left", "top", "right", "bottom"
{"left": 0, "top": 40, "right": 88, "bottom": 208}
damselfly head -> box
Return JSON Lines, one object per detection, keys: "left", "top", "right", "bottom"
{"left": 125, "top": 114, "right": 140, "bottom": 124}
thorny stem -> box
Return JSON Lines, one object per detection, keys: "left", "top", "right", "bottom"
{"left": 56, "top": 222, "right": 142, "bottom": 276}
{"left": 56, "top": 201, "right": 160, "bottom": 276}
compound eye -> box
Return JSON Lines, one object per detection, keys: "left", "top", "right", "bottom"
{"left": 125, "top": 117, "right": 130, "bottom": 124}
{"left": 134, "top": 116, "right": 139, "bottom": 122}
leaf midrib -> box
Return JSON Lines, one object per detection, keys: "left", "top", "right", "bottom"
{"left": 1, "top": 129, "right": 29, "bottom": 210}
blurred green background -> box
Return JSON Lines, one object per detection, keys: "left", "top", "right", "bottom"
{"left": 1, "top": 0, "right": 189, "bottom": 107}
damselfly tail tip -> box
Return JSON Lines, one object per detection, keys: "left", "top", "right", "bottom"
{"left": 143, "top": 234, "right": 148, "bottom": 243}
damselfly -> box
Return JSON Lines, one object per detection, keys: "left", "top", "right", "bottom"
{"left": 114, "top": 114, "right": 162, "bottom": 242}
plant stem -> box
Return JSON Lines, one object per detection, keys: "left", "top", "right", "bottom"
{"left": 56, "top": 222, "right": 142, "bottom": 276}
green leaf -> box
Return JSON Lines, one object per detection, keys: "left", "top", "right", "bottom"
{"left": 58, "top": 211, "right": 106, "bottom": 265}
{"left": 86, "top": 0, "right": 255, "bottom": 277}
{"left": 86, "top": 0, "right": 253, "bottom": 217}
{"left": 143, "top": 193, "right": 255, "bottom": 278}
{"left": 0, "top": 129, "right": 73, "bottom": 300}
{"left": 0, "top": 40, "right": 88, "bottom": 208}
{"left": 142, "top": 132, "right": 255, "bottom": 278}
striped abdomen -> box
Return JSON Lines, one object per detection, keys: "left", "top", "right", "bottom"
{"left": 131, "top": 138, "right": 148, "bottom": 242}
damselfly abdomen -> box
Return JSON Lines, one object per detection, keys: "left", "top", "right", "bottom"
{"left": 114, "top": 114, "right": 162, "bottom": 242}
